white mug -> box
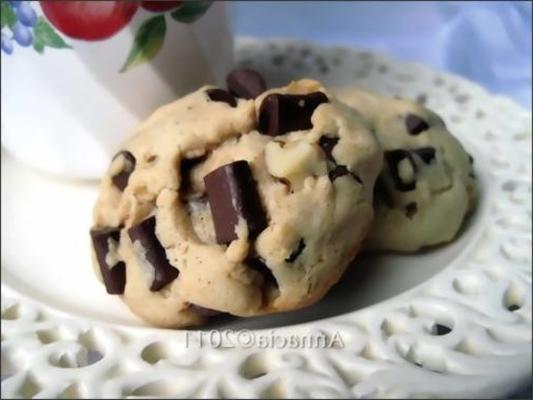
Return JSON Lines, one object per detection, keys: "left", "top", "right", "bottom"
{"left": 1, "top": 1, "right": 233, "bottom": 178}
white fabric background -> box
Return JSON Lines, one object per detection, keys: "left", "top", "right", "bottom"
{"left": 230, "top": 1, "right": 532, "bottom": 109}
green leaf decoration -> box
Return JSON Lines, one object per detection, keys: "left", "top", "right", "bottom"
{"left": 33, "top": 17, "right": 71, "bottom": 53}
{"left": 120, "top": 15, "right": 166, "bottom": 73}
{"left": 171, "top": 0, "right": 213, "bottom": 23}
{"left": 33, "top": 37, "right": 44, "bottom": 54}
{"left": 1, "top": 2, "right": 17, "bottom": 28}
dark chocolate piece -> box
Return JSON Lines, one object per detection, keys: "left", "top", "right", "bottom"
{"left": 188, "top": 303, "right": 222, "bottom": 317}
{"left": 226, "top": 68, "right": 267, "bottom": 99}
{"left": 318, "top": 136, "right": 339, "bottom": 162}
{"left": 405, "top": 114, "right": 430, "bottom": 135}
{"left": 258, "top": 92, "right": 328, "bottom": 136}
{"left": 90, "top": 227, "right": 126, "bottom": 295}
{"left": 204, "top": 160, "right": 267, "bottom": 244}
{"left": 285, "top": 239, "right": 305, "bottom": 263}
{"left": 128, "top": 216, "right": 179, "bottom": 291}
{"left": 206, "top": 88, "right": 237, "bottom": 107}
{"left": 246, "top": 257, "right": 277, "bottom": 286}
{"left": 412, "top": 147, "right": 436, "bottom": 164}
{"left": 328, "top": 165, "right": 362, "bottom": 183}
{"left": 384, "top": 150, "right": 417, "bottom": 192}
{"left": 111, "top": 151, "right": 136, "bottom": 191}
{"left": 373, "top": 176, "right": 393, "bottom": 208}
{"left": 405, "top": 202, "right": 418, "bottom": 219}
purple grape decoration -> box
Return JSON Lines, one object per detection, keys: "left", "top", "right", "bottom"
{"left": 1, "top": 33, "right": 14, "bottom": 55}
{"left": 16, "top": 2, "right": 37, "bottom": 27}
{"left": 11, "top": 22, "right": 33, "bottom": 47}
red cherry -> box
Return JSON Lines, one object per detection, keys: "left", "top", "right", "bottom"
{"left": 40, "top": 1, "right": 139, "bottom": 41}
{"left": 140, "top": 1, "right": 182, "bottom": 13}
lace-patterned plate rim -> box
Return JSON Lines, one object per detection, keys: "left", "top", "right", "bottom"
{"left": 1, "top": 38, "right": 531, "bottom": 399}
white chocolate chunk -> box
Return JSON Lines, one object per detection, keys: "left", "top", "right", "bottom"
{"left": 265, "top": 141, "right": 327, "bottom": 185}
{"left": 398, "top": 157, "right": 415, "bottom": 183}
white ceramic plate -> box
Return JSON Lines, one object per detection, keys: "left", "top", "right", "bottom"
{"left": 1, "top": 38, "right": 531, "bottom": 399}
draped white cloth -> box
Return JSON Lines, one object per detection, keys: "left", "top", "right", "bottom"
{"left": 231, "top": 1, "right": 532, "bottom": 108}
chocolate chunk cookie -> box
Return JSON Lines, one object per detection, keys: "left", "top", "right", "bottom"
{"left": 91, "top": 79, "right": 382, "bottom": 327}
{"left": 335, "top": 87, "right": 477, "bottom": 252}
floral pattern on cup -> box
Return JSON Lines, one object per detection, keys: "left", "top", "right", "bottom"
{"left": 1, "top": 1, "right": 71, "bottom": 54}
{"left": 1, "top": 0, "right": 213, "bottom": 73}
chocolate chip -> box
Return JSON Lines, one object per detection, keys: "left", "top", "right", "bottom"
{"left": 246, "top": 257, "right": 277, "bottom": 286}
{"left": 128, "top": 216, "right": 179, "bottom": 291}
{"left": 285, "top": 239, "right": 305, "bottom": 263}
{"left": 226, "top": 68, "right": 267, "bottom": 99}
{"left": 328, "top": 165, "right": 362, "bottom": 183}
{"left": 90, "top": 227, "right": 126, "bottom": 295}
{"left": 188, "top": 303, "right": 222, "bottom": 317}
{"left": 206, "top": 88, "right": 237, "bottom": 107}
{"left": 405, "top": 202, "right": 418, "bottom": 219}
{"left": 412, "top": 147, "right": 436, "bottom": 164}
{"left": 204, "top": 160, "right": 267, "bottom": 244}
{"left": 111, "top": 151, "right": 136, "bottom": 191}
{"left": 467, "top": 153, "right": 474, "bottom": 164}
{"left": 373, "top": 176, "right": 394, "bottom": 208}
{"left": 405, "top": 114, "right": 430, "bottom": 135}
{"left": 258, "top": 92, "right": 328, "bottom": 136}
{"left": 318, "top": 136, "right": 339, "bottom": 162}
{"left": 329, "top": 165, "right": 349, "bottom": 181}
{"left": 385, "top": 150, "right": 417, "bottom": 191}
{"left": 179, "top": 155, "right": 207, "bottom": 198}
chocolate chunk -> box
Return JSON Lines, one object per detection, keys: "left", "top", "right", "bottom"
{"left": 405, "top": 114, "right": 430, "bottom": 135}
{"left": 285, "top": 239, "right": 305, "bottom": 263}
{"left": 226, "top": 68, "right": 266, "bottom": 99}
{"left": 188, "top": 303, "right": 222, "bottom": 317}
{"left": 111, "top": 151, "right": 136, "bottom": 191}
{"left": 90, "top": 227, "right": 126, "bottom": 295}
{"left": 246, "top": 257, "right": 277, "bottom": 286}
{"left": 128, "top": 216, "right": 179, "bottom": 291}
{"left": 467, "top": 153, "right": 474, "bottom": 164}
{"left": 412, "top": 147, "right": 436, "bottom": 164}
{"left": 385, "top": 150, "right": 417, "bottom": 191}
{"left": 405, "top": 202, "right": 418, "bottom": 219}
{"left": 374, "top": 176, "right": 394, "bottom": 208}
{"left": 206, "top": 88, "right": 237, "bottom": 107}
{"left": 328, "top": 165, "right": 362, "bottom": 183}
{"left": 179, "top": 155, "right": 207, "bottom": 198}
{"left": 204, "top": 160, "right": 267, "bottom": 244}
{"left": 258, "top": 92, "right": 328, "bottom": 136}
{"left": 318, "top": 136, "right": 339, "bottom": 162}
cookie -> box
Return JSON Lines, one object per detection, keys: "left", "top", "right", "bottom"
{"left": 335, "top": 87, "right": 477, "bottom": 252}
{"left": 91, "top": 78, "right": 383, "bottom": 327}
